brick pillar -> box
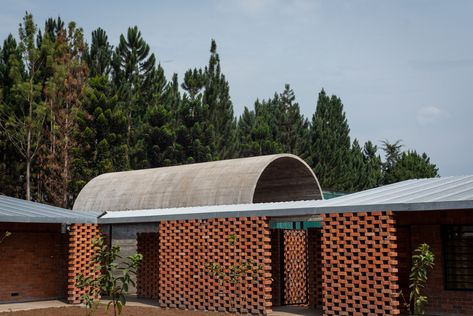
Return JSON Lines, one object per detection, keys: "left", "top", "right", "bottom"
{"left": 137, "top": 232, "right": 160, "bottom": 299}
{"left": 67, "top": 223, "right": 100, "bottom": 304}
{"left": 308, "top": 227, "right": 322, "bottom": 308}
{"left": 158, "top": 217, "right": 272, "bottom": 315}
{"left": 322, "top": 211, "right": 399, "bottom": 316}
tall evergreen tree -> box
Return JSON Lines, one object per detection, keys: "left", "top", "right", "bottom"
{"left": 0, "top": 13, "right": 46, "bottom": 201}
{"left": 72, "top": 75, "right": 128, "bottom": 197}
{"left": 203, "top": 39, "right": 237, "bottom": 160}
{"left": 0, "top": 34, "right": 25, "bottom": 197}
{"left": 309, "top": 89, "right": 351, "bottom": 191}
{"left": 112, "top": 26, "right": 162, "bottom": 168}
{"left": 87, "top": 28, "right": 112, "bottom": 77}
{"left": 275, "top": 84, "right": 309, "bottom": 157}
{"left": 39, "top": 21, "right": 88, "bottom": 207}
{"left": 382, "top": 140, "right": 438, "bottom": 184}
{"left": 362, "top": 140, "right": 383, "bottom": 189}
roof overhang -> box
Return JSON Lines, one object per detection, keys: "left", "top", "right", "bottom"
{"left": 0, "top": 195, "right": 99, "bottom": 224}
{"left": 97, "top": 199, "right": 473, "bottom": 224}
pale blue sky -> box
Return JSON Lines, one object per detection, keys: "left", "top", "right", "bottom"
{"left": 1, "top": 0, "right": 472, "bottom": 176}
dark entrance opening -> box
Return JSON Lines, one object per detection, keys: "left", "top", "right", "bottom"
{"left": 270, "top": 222, "right": 322, "bottom": 308}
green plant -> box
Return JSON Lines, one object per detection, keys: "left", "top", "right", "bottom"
{"left": 0, "top": 231, "right": 11, "bottom": 244}
{"left": 399, "top": 243, "right": 435, "bottom": 315}
{"left": 75, "top": 236, "right": 143, "bottom": 316}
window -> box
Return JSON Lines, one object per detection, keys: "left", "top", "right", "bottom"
{"left": 444, "top": 225, "right": 473, "bottom": 290}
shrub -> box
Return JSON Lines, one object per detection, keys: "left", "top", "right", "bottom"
{"left": 400, "top": 243, "right": 435, "bottom": 315}
{"left": 75, "top": 236, "right": 143, "bottom": 316}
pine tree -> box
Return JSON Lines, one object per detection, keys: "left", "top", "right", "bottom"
{"left": 362, "top": 140, "right": 383, "bottom": 189}
{"left": 309, "top": 89, "right": 351, "bottom": 191}
{"left": 275, "top": 84, "right": 309, "bottom": 157}
{"left": 0, "top": 13, "right": 47, "bottom": 201}
{"left": 382, "top": 139, "right": 403, "bottom": 184}
{"left": 112, "top": 26, "right": 161, "bottom": 168}
{"left": 39, "top": 21, "right": 88, "bottom": 207}
{"left": 0, "top": 34, "right": 25, "bottom": 197}
{"left": 87, "top": 28, "right": 112, "bottom": 77}
{"left": 385, "top": 150, "right": 438, "bottom": 183}
{"left": 72, "top": 75, "right": 128, "bottom": 197}
{"left": 203, "top": 39, "right": 237, "bottom": 160}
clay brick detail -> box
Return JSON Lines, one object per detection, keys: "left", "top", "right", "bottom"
{"left": 158, "top": 217, "right": 272, "bottom": 315}
{"left": 67, "top": 223, "right": 100, "bottom": 304}
{"left": 283, "top": 230, "right": 308, "bottom": 305}
{"left": 308, "top": 228, "right": 322, "bottom": 308}
{"left": 0, "top": 223, "right": 68, "bottom": 302}
{"left": 322, "top": 211, "right": 399, "bottom": 316}
{"left": 396, "top": 210, "right": 473, "bottom": 315}
{"left": 137, "top": 232, "right": 160, "bottom": 299}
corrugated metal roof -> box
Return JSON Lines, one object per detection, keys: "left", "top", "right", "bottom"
{"left": 321, "top": 175, "right": 473, "bottom": 207}
{"left": 99, "top": 176, "right": 473, "bottom": 223}
{"left": 0, "top": 195, "right": 98, "bottom": 224}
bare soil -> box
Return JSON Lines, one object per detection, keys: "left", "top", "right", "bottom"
{"left": 0, "top": 306, "right": 227, "bottom": 316}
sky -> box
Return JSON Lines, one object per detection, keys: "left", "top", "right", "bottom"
{"left": 1, "top": 0, "right": 472, "bottom": 176}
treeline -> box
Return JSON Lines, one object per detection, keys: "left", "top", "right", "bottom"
{"left": 0, "top": 14, "right": 438, "bottom": 208}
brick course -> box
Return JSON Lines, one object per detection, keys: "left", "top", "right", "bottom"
{"left": 396, "top": 210, "right": 473, "bottom": 315}
{"left": 157, "top": 217, "right": 272, "bottom": 315}
{"left": 67, "top": 223, "right": 100, "bottom": 304}
{"left": 322, "top": 211, "right": 399, "bottom": 316}
{"left": 0, "top": 223, "right": 68, "bottom": 302}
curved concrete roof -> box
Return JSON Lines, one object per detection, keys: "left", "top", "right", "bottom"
{"left": 73, "top": 154, "right": 323, "bottom": 212}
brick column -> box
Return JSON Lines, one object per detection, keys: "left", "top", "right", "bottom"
{"left": 322, "top": 211, "right": 399, "bottom": 315}
{"left": 67, "top": 223, "right": 100, "bottom": 304}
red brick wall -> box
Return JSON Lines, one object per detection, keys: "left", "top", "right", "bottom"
{"left": 67, "top": 223, "right": 100, "bottom": 304}
{"left": 137, "top": 232, "right": 160, "bottom": 299}
{"left": 157, "top": 217, "right": 272, "bottom": 315}
{"left": 0, "top": 223, "right": 68, "bottom": 302}
{"left": 322, "top": 211, "right": 399, "bottom": 316}
{"left": 396, "top": 210, "right": 473, "bottom": 315}
{"left": 308, "top": 228, "right": 322, "bottom": 308}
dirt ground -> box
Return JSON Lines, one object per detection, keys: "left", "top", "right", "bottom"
{"left": 0, "top": 306, "right": 227, "bottom": 316}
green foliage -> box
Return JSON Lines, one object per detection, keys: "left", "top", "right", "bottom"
{"left": 75, "top": 236, "right": 143, "bottom": 316}
{"left": 383, "top": 140, "right": 438, "bottom": 184}
{"left": 0, "top": 14, "right": 441, "bottom": 204}
{"left": 400, "top": 243, "right": 435, "bottom": 315}
{"left": 309, "top": 89, "right": 351, "bottom": 191}
{"left": 0, "top": 231, "right": 11, "bottom": 244}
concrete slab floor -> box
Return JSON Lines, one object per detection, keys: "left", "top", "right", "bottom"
{"left": 0, "top": 300, "right": 70, "bottom": 312}
{"left": 269, "top": 305, "right": 323, "bottom": 316}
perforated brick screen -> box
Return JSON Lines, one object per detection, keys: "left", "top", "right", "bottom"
{"left": 67, "top": 223, "right": 100, "bottom": 304}
{"left": 322, "top": 211, "right": 399, "bottom": 315}
{"left": 283, "top": 230, "right": 308, "bottom": 305}
{"left": 157, "top": 217, "right": 272, "bottom": 315}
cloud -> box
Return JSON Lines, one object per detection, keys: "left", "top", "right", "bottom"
{"left": 416, "top": 106, "right": 450, "bottom": 126}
